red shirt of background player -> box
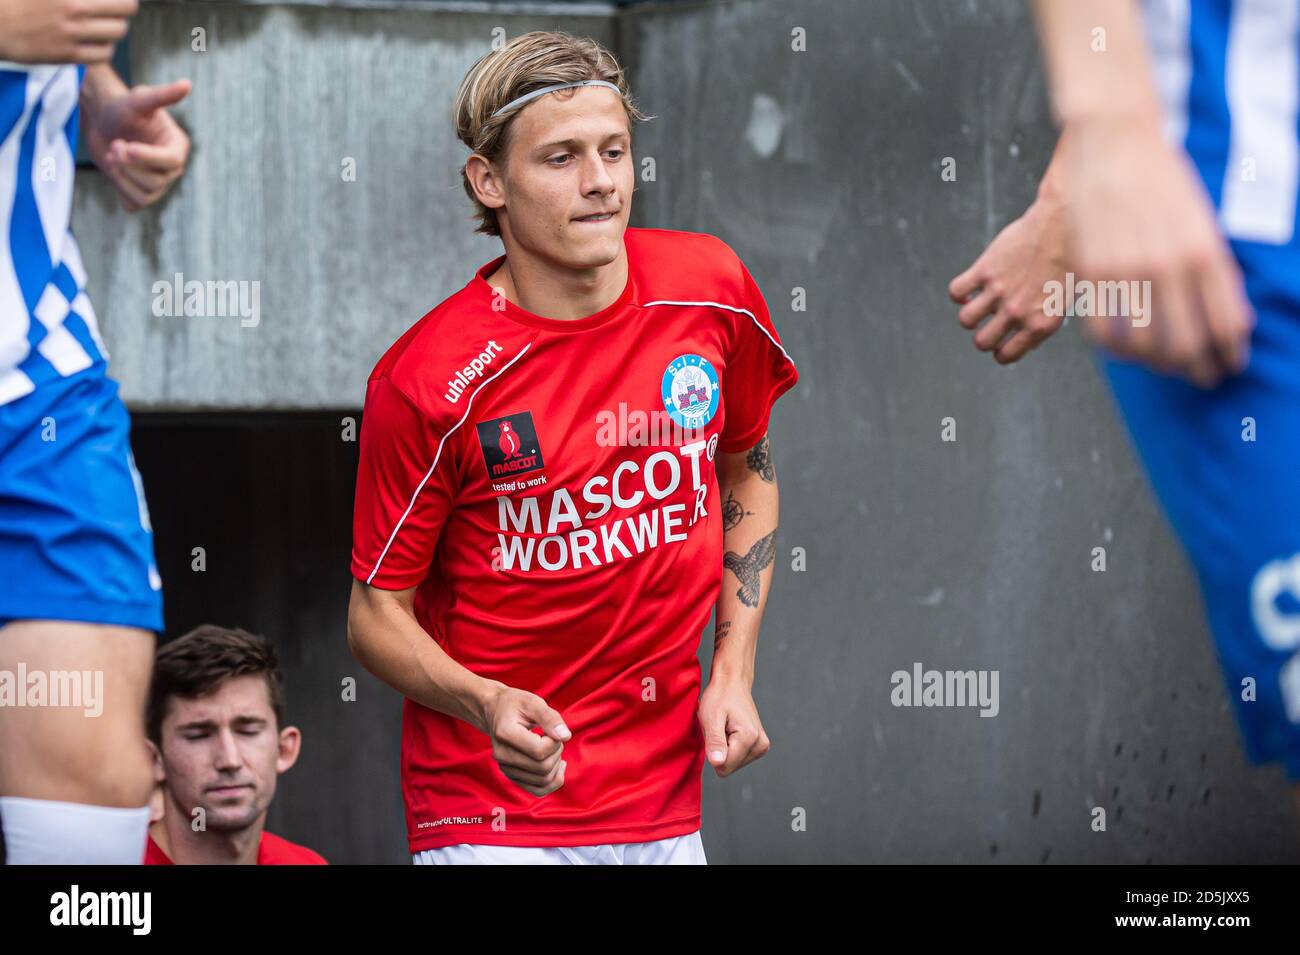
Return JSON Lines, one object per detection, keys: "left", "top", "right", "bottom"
{"left": 143, "top": 832, "right": 327, "bottom": 865}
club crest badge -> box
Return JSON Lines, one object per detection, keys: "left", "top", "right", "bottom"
{"left": 661, "top": 353, "right": 720, "bottom": 429}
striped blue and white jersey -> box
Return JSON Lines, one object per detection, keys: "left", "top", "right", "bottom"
{"left": 0, "top": 63, "right": 108, "bottom": 407}
{"left": 1142, "top": 0, "right": 1300, "bottom": 245}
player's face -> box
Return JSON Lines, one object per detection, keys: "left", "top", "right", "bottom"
{"left": 498, "top": 87, "right": 633, "bottom": 269}
{"left": 158, "top": 675, "right": 298, "bottom": 833}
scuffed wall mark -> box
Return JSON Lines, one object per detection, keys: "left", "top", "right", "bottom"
{"left": 891, "top": 59, "right": 923, "bottom": 95}
{"left": 745, "top": 92, "right": 784, "bottom": 159}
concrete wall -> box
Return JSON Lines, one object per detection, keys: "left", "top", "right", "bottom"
{"left": 623, "top": 0, "right": 1300, "bottom": 865}
{"left": 75, "top": 1, "right": 616, "bottom": 409}
{"left": 92, "top": 0, "right": 1300, "bottom": 862}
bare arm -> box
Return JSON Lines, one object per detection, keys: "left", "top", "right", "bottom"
{"left": 346, "top": 579, "right": 500, "bottom": 732}
{"left": 699, "top": 433, "right": 778, "bottom": 776}
{"left": 79, "top": 60, "right": 128, "bottom": 114}
{"left": 346, "top": 579, "right": 571, "bottom": 796}
{"left": 1030, "top": 0, "right": 1163, "bottom": 127}
{"left": 1026, "top": 0, "right": 1252, "bottom": 385}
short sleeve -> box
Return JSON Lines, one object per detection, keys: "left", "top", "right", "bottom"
{"left": 350, "top": 376, "right": 459, "bottom": 590}
{"left": 718, "top": 260, "right": 800, "bottom": 453}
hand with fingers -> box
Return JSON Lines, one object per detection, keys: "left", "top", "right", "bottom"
{"left": 85, "top": 76, "right": 192, "bottom": 212}
{"left": 0, "top": 0, "right": 138, "bottom": 65}
{"left": 949, "top": 194, "right": 1071, "bottom": 365}
{"left": 1061, "top": 114, "right": 1254, "bottom": 387}
{"left": 482, "top": 684, "right": 571, "bottom": 797}
{"left": 697, "top": 677, "right": 770, "bottom": 778}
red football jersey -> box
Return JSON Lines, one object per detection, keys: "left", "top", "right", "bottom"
{"left": 350, "top": 227, "right": 799, "bottom": 851}
{"left": 143, "top": 831, "right": 327, "bottom": 864}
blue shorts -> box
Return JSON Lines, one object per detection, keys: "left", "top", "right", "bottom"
{"left": 1100, "top": 239, "right": 1300, "bottom": 780}
{"left": 0, "top": 366, "right": 163, "bottom": 632}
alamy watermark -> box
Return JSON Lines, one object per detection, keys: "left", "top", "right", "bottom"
{"left": 50, "top": 885, "right": 150, "bottom": 935}
{"left": 151, "top": 272, "right": 260, "bottom": 327}
{"left": 1044, "top": 272, "right": 1152, "bottom": 326}
{"left": 595, "top": 403, "right": 707, "bottom": 448}
{"left": 0, "top": 664, "right": 103, "bottom": 717}
{"left": 891, "top": 662, "right": 1000, "bottom": 717}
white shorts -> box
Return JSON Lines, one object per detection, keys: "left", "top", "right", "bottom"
{"left": 412, "top": 829, "right": 707, "bottom": 865}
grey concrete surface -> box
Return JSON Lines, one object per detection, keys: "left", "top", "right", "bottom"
{"left": 75, "top": 1, "right": 616, "bottom": 409}
{"left": 78, "top": 0, "right": 1300, "bottom": 862}
{"left": 623, "top": 0, "right": 1300, "bottom": 865}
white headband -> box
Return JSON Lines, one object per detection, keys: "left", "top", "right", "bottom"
{"left": 490, "top": 79, "right": 623, "bottom": 118}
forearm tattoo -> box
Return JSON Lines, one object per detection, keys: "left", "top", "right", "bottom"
{"left": 721, "top": 490, "right": 754, "bottom": 532}
{"left": 713, "top": 620, "right": 732, "bottom": 651}
{"left": 723, "top": 530, "right": 776, "bottom": 608}
{"left": 746, "top": 434, "right": 775, "bottom": 483}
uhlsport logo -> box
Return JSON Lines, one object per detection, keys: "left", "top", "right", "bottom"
{"left": 444, "top": 339, "right": 504, "bottom": 404}
{"left": 476, "top": 411, "right": 546, "bottom": 479}
{"left": 661, "top": 353, "right": 719, "bottom": 429}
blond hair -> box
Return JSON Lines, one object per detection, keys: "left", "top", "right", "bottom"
{"left": 452, "top": 31, "right": 652, "bottom": 237}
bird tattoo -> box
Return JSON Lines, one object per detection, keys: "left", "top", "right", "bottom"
{"left": 723, "top": 531, "right": 776, "bottom": 607}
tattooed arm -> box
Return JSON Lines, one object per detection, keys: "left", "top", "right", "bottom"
{"left": 698, "top": 432, "right": 779, "bottom": 777}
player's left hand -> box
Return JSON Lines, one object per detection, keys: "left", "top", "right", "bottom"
{"left": 86, "top": 78, "right": 191, "bottom": 212}
{"left": 698, "top": 677, "right": 770, "bottom": 777}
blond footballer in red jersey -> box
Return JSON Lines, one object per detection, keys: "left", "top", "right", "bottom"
{"left": 347, "top": 31, "right": 798, "bottom": 864}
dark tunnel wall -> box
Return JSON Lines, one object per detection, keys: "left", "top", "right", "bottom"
{"left": 131, "top": 413, "right": 409, "bottom": 863}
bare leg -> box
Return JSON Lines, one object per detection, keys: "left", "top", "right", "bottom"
{"left": 0, "top": 621, "right": 155, "bottom": 807}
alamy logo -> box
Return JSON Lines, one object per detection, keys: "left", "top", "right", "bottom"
{"left": 0, "top": 664, "right": 102, "bottom": 716}
{"left": 151, "top": 272, "right": 260, "bottom": 328}
{"left": 1043, "top": 272, "right": 1152, "bottom": 326}
{"left": 50, "top": 885, "right": 151, "bottom": 935}
{"left": 891, "top": 662, "right": 1000, "bottom": 717}
{"left": 444, "top": 340, "right": 504, "bottom": 403}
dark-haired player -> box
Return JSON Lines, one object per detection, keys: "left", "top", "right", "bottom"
{"left": 144, "top": 625, "right": 325, "bottom": 864}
